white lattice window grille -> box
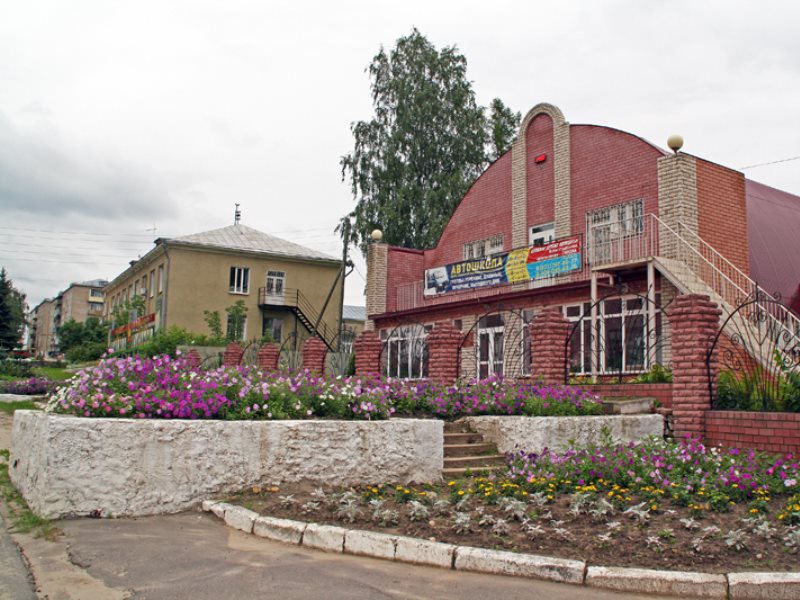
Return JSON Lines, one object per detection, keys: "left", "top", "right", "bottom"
{"left": 529, "top": 223, "right": 555, "bottom": 246}
{"left": 586, "top": 199, "right": 644, "bottom": 264}
{"left": 463, "top": 234, "right": 504, "bottom": 260}
{"left": 563, "top": 295, "right": 662, "bottom": 376}
{"left": 381, "top": 325, "right": 429, "bottom": 379}
{"left": 477, "top": 314, "right": 504, "bottom": 379}
{"left": 266, "top": 270, "right": 285, "bottom": 296}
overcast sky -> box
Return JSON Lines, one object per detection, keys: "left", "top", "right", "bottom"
{"left": 2, "top": 0, "right": 799, "bottom": 311}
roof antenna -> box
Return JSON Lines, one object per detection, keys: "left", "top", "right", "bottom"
{"left": 234, "top": 203, "right": 241, "bottom": 225}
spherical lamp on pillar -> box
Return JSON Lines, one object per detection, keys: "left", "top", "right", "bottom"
{"left": 370, "top": 229, "right": 383, "bottom": 243}
{"left": 667, "top": 134, "right": 684, "bottom": 154}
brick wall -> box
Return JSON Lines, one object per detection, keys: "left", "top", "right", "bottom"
{"left": 706, "top": 411, "right": 800, "bottom": 454}
{"left": 223, "top": 343, "right": 244, "bottom": 367}
{"left": 571, "top": 125, "right": 662, "bottom": 235}
{"left": 695, "top": 158, "right": 749, "bottom": 275}
{"left": 583, "top": 383, "right": 673, "bottom": 409}
{"left": 525, "top": 113, "right": 555, "bottom": 230}
{"left": 425, "top": 152, "right": 513, "bottom": 268}
{"left": 385, "top": 247, "right": 424, "bottom": 312}
{"left": 669, "top": 294, "right": 721, "bottom": 439}
{"left": 302, "top": 337, "right": 327, "bottom": 375}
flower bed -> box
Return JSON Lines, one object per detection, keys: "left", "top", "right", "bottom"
{"left": 225, "top": 436, "right": 800, "bottom": 573}
{"left": 48, "top": 354, "right": 602, "bottom": 420}
{"left": 0, "top": 376, "right": 57, "bottom": 396}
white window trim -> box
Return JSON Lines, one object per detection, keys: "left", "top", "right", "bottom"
{"left": 229, "top": 266, "right": 250, "bottom": 295}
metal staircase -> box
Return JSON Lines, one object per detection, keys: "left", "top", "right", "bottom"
{"left": 258, "top": 287, "right": 337, "bottom": 351}
{"left": 594, "top": 214, "right": 800, "bottom": 367}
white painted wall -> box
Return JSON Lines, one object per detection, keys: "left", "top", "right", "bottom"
{"left": 462, "top": 415, "right": 664, "bottom": 454}
{"left": 10, "top": 412, "right": 443, "bottom": 519}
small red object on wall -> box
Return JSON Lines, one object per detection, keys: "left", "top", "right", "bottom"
{"left": 534, "top": 153, "right": 547, "bottom": 164}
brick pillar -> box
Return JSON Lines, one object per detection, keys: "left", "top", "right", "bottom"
{"left": 427, "top": 322, "right": 462, "bottom": 384}
{"left": 353, "top": 330, "right": 382, "bottom": 376}
{"left": 302, "top": 337, "right": 328, "bottom": 375}
{"left": 185, "top": 349, "right": 201, "bottom": 368}
{"left": 365, "top": 242, "right": 388, "bottom": 331}
{"left": 257, "top": 343, "right": 280, "bottom": 372}
{"left": 223, "top": 343, "right": 244, "bottom": 367}
{"left": 668, "top": 294, "right": 721, "bottom": 440}
{"left": 529, "top": 307, "right": 570, "bottom": 385}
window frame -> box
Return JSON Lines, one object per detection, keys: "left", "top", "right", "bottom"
{"left": 229, "top": 266, "right": 250, "bottom": 295}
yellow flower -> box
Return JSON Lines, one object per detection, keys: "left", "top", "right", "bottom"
{"left": 650, "top": 505, "right": 657, "bottom": 511}
{"left": 447, "top": 481, "right": 456, "bottom": 487}
{"left": 457, "top": 490, "right": 465, "bottom": 496}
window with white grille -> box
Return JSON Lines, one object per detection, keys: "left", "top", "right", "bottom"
{"left": 464, "top": 234, "right": 504, "bottom": 260}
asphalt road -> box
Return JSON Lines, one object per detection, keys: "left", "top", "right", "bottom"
{"left": 51, "top": 512, "right": 674, "bottom": 600}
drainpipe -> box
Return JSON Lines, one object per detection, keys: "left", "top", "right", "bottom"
{"left": 161, "top": 245, "right": 170, "bottom": 330}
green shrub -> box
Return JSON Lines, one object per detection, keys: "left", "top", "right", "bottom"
{"left": 631, "top": 364, "right": 673, "bottom": 384}
{"left": 0, "top": 359, "right": 33, "bottom": 379}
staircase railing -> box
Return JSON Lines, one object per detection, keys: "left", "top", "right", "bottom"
{"left": 651, "top": 214, "right": 800, "bottom": 346}
{"left": 258, "top": 287, "right": 337, "bottom": 350}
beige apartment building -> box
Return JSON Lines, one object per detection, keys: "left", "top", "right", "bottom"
{"left": 28, "top": 279, "right": 107, "bottom": 357}
{"left": 103, "top": 223, "right": 344, "bottom": 350}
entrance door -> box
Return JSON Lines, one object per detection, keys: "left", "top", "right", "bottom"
{"left": 266, "top": 270, "right": 285, "bottom": 304}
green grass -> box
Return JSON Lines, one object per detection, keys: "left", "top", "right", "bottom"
{"left": 0, "top": 449, "right": 61, "bottom": 540}
{"left": 0, "top": 401, "right": 39, "bottom": 414}
{"left": 32, "top": 366, "right": 74, "bottom": 381}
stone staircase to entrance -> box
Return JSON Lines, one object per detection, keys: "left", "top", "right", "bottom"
{"left": 442, "top": 421, "right": 505, "bottom": 479}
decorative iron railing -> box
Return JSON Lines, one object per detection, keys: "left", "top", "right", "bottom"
{"left": 652, "top": 215, "right": 800, "bottom": 351}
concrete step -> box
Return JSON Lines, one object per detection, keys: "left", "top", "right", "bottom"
{"left": 443, "top": 421, "right": 471, "bottom": 434}
{"left": 443, "top": 432, "right": 484, "bottom": 445}
{"left": 600, "top": 397, "right": 654, "bottom": 415}
{"left": 442, "top": 465, "right": 504, "bottom": 478}
{"left": 443, "top": 455, "right": 506, "bottom": 469}
{"left": 443, "top": 443, "right": 496, "bottom": 457}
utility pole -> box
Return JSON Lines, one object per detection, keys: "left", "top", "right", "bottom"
{"left": 337, "top": 220, "right": 350, "bottom": 351}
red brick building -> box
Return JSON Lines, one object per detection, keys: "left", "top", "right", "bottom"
{"left": 364, "top": 103, "right": 800, "bottom": 381}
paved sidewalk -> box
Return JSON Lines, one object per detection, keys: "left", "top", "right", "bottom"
{"left": 0, "top": 511, "right": 36, "bottom": 600}
{"left": 47, "top": 512, "right": 671, "bottom": 600}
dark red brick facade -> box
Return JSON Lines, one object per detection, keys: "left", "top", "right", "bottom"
{"left": 362, "top": 103, "right": 798, "bottom": 455}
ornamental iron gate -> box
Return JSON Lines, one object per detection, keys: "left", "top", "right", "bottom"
{"left": 707, "top": 290, "right": 800, "bottom": 412}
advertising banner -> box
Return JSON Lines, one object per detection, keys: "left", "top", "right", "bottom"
{"left": 424, "top": 237, "right": 581, "bottom": 296}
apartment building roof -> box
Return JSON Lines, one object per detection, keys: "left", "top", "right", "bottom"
{"left": 165, "top": 224, "right": 338, "bottom": 263}
{"left": 342, "top": 305, "right": 366, "bottom": 322}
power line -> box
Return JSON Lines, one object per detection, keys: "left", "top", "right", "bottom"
{"left": 0, "top": 225, "right": 155, "bottom": 238}
{"left": 0, "top": 256, "right": 126, "bottom": 265}
{"left": 739, "top": 155, "right": 800, "bottom": 170}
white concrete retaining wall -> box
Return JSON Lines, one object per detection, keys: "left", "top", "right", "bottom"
{"left": 462, "top": 415, "right": 663, "bottom": 454}
{"left": 9, "top": 411, "right": 443, "bottom": 519}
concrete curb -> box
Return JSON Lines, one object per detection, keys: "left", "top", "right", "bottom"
{"left": 586, "top": 566, "right": 727, "bottom": 598}
{"left": 202, "top": 501, "right": 798, "bottom": 598}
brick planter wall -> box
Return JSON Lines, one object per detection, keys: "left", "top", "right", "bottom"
{"left": 186, "top": 349, "right": 202, "bottom": 368}
{"left": 223, "top": 343, "right": 244, "bottom": 367}
{"left": 669, "top": 295, "right": 721, "bottom": 440}
{"left": 302, "top": 337, "right": 327, "bottom": 375}
{"left": 529, "top": 307, "right": 570, "bottom": 385}
{"left": 427, "top": 322, "right": 461, "bottom": 384}
{"left": 706, "top": 411, "right": 800, "bottom": 454}
{"left": 353, "top": 331, "right": 382, "bottom": 376}
{"left": 257, "top": 344, "right": 280, "bottom": 371}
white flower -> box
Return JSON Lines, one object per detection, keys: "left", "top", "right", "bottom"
{"left": 785, "top": 478, "right": 797, "bottom": 488}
